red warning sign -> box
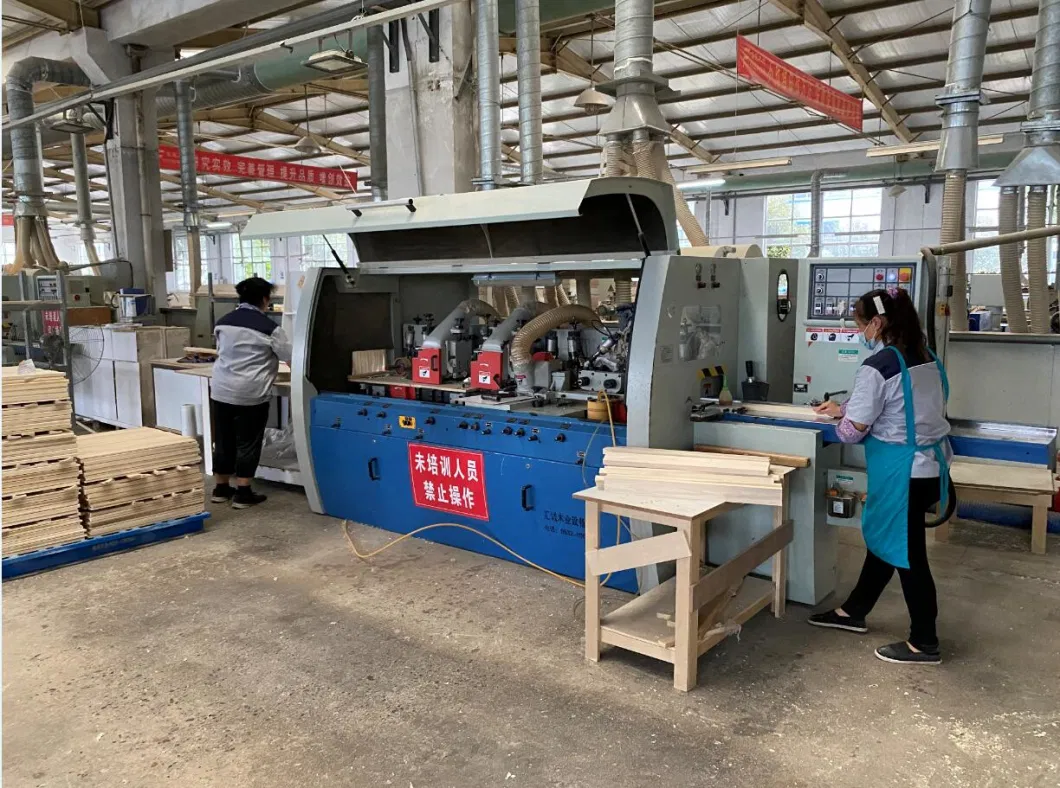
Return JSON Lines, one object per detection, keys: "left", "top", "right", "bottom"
{"left": 408, "top": 444, "right": 490, "bottom": 521}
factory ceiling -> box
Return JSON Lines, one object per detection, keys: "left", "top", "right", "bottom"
{"left": 0, "top": 0, "right": 1042, "bottom": 224}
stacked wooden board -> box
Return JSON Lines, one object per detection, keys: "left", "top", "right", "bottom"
{"left": 77, "top": 428, "right": 204, "bottom": 537}
{"left": 596, "top": 446, "right": 788, "bottom": 506}
{"left": 2, "top": 368, "right": 84, "bottom": 557}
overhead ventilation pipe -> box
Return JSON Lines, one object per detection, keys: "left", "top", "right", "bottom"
{"left": 175, "top": 80, "right": 203, "bottom": 296}
{"left": 933, "top": 0, "right": 992, "bottom": 350}
{"left": 6, "top": 57, "right": 91, "bottom": 271}
{"left": 998, "top": 186, "right": 1028, "bottom": 331}
{"left": 367, "top": 25, "right": 389, "bottom": 202}
{"left": 476, "top": 0, "right": 502, "bottom": 190}
{"left": 809, "top": 170, "right": 825, "bottom": 257}
{"left": 70, "top": 129, "right": 99, "bottom": 274}
{"left": 510, "top": 304, "right": 599, "bottom": 392}
{"left": 516, "top": 0, "right": 543, "bottom": 186}
{"left": 997, "top": 0, "right": 1060, "bottom": 333}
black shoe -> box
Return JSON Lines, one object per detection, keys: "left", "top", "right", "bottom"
{"left": 210, "top": 484, "right": 235, "bottom": 503}
{"left": 875, "top": 641, "right": 941, "bottom": 665}
{"left": 808, "top": 609, "right": 868, "bottom": 633}
{"left": 231, "top": 487, "right": 267, "bottom": 509}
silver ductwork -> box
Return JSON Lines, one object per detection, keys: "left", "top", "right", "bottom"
{"left": 934, "top": 0, "right": 992, "bottom": 346}
{"left": 599, "top": 0, "right": 670, "bottom": 140}
{"left": 367, "top": 25, "right": 389, "bottom": 201}
{"left": 70, "top": 130, "right": 99, "bottom": 270}
{"left": 175, "top": 80, "right": 203, "bottom": 295}
{"left": 476, "top": 0, "right": 502, "bottom": 190}
{"left": 809, "top": 170, "right": 824, "bottom": 257}
{"left": 516, "top": 0, "right": 543, "bottom": 185}
{"left": 996, "top": 0, "right": 1060, "bottom": 187}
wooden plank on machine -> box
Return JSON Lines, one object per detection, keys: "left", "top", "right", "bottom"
{"left": 692, "top": 520, "right": 794, "bottom": 610}
{"left": 603, "top": 446, "right": 770, "bottom": 476}
{"left": 694, "top": 444, "right": 811, "bottom": 469}
{"left": 586, "top": 531, "right": 690, "bottom": 576}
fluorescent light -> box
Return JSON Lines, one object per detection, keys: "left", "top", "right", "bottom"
{"left": 865, "top": 135, "right": 1006, "bottom": 158}
{"left": 303, "top": 49, "right": 365, "bottom": 75}
{"left": 677, "top": 178, "right": 725, "bottom": 192}
{"left": 685, "top": 156, "right": 792, "bottom": 174}
{"left": 205, "top": 221, "right": 232, "bottom": 230}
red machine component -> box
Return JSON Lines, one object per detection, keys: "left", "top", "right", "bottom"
{"left": 389, "top": 385, "right": 417, "bottom": 399}
{"left": 471, "top": 351, "right": 504, "bottom": 390}
{"left": 412, "top": 347, "right": 442, "bottom": 385}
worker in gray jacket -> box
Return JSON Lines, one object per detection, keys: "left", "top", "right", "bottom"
{"left": 209, "top": 276, "right": 292, "bottom": 509}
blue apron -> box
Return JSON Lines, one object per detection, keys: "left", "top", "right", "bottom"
{"left": 860, "top": 346, "right": 951, "bottom": 569}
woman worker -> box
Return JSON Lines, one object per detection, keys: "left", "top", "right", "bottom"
{"left": 808, "top": 288, "right": 951, "bottom": 665}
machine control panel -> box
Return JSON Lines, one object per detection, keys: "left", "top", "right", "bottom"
{"left": 808, "top": 262, "right": 916, "bottom": 320}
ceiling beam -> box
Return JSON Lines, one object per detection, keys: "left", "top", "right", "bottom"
{"left": 247, "top": 110, "right": 371, "bottom": 166}
{"left": 6, "top": 0, "right": 99, "bottom": 29}
{"left": 180, "top": 27, "right": 265, "bottom": 49}
{"left": 764, "top": 0, "right": 913, "bottom": 142}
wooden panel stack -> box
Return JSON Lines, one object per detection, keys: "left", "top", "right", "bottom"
{"left": 77, "top": 428, "right": 204, "bottom": 537}
{"left": 2, "top": 368, "right": 84, "bottom": 557}
{"left": 596, "top": 446, "right": 786, "bottom": 506}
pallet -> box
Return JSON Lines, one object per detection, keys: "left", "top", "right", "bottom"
{"left": 2, "top": 431, "right": 77, "bottom": 467}
{"left": 2, "top": 515, "right": 85, "bottom": 557}
{"left": 76, "top": 428, "right": 201, "bottom": 483}
{"left": 1, "top": 367, "right": 70, "bottom": 406}
{"left": 2, "top": 457, "right": 81, "bottom": 496}
{"left": 82, "top": 489, "right": 204, "bottom": 536}
{"left": 81, "top": 466, "right": 204, "bottom": 510}
{"left": 2, "top": 512, "right": 209, "bottom": 580}
{"left": 1, "top": 400, "right": 73, "bottom": 437}
{"left": 2, "top": 485, "right": 80, "bottom": 527}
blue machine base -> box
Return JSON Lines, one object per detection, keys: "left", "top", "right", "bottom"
{"left": 2, "top": 513, "right": 210, "bottom": 580}
{"left": 310, "top": 393, "right": 638, "bottom": 592}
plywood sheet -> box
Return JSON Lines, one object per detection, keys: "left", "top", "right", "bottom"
{"left": 2, "top": 457, "right": 80, "bottom": 496}
{"left": 76, "top": 428, "right": 201, "bottom": 482}
{"left": 950, "top": 458, "right": 1055, "bottom": 494}
{"left": 2, "top": 515, "right": 86, "bottom": 557}
{"left": 1, "top": 400, "right": 73, "bottom": 437}
{"left": 83, "top": 489, "right": 204, "bottom": 536}
{"left": 81, "top": 466, "right": 203, "bottom": 510}
{"left": 2, "top": 431, "right": 77, "bottom": 467}
{"left": 1, "top": 368, "right": 69, "bottom": 406}
{"left": 2, "top": 485, "right": 80, "bottom": 527}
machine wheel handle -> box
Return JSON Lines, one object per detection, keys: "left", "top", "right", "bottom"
{"left": 368, "top": 457, "right": 381, "bottom": 481}
{"left": 521, "top": 485, "right": 533, "bottom": 511}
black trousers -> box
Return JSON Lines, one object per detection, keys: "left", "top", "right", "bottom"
{"left": 210, "top": 399, "right": 270, "bottom": 480}
{"left": 842, "top": 477, "right": 941, "bottom": 650}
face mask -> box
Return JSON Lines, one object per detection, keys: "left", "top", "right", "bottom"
{"left": 860, "top": 324, "right": 881, "bottom": 352}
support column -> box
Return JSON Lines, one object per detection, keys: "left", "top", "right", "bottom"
{"left": 385, "top": 4, "right": 476, "bottom": 197}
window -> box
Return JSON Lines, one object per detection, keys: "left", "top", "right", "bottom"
{"left": 676, "top": 200, "right": 697, "bottom": 248}
{"left": 231, "top": 235, "right": 273, "bottom": 281}
{"left": 172, "top": 234, "right": 212, "bottom": 293}
{"left": 1, "top": 241, "right": 16, "bottom": 267}
{"left": 765, "top": 188, "right": 883, "bottom": 259}
{"left": 298, "top": 233, "right": 349, "bottom": 268}
{"left": 764, "top": 192, "right": 811, "bottom": 258}
{"left": 76, "top": 241, "right": 110, "bottom": 268}
{"left": 971, "top": 180, "right": 1001, "bottom": 274}
{"left": 821, "top": 187, "right": 882, "bottom": 258}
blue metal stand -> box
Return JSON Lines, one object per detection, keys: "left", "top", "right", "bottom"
{"left": 2, "top": 512, "right": 210, "bottom": 580}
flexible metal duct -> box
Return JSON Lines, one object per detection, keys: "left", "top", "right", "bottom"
{"left": 614, "top": 276, "right": 633, "bottom": 305}
{"left": 476, "top": 0, "right": 502, "bottom": 190}
{"left": 70, "top": 130, "right": 100, "bottom": 272}
{"left": 650, "top": 142, "right": 708, "bottom": 246}
{"left": 482, "top": 302, "right": 539, "bottom": 352}
{"left": 1027, "top": 186, "right": 1051, "bottom": 332}
{"left": 939, "top": 171, "right": 969, "bottom": 335}
{"left": 516, "top": 0, "right": 542, "bottom": 185}
{"left": 809, "top": 170, "right": 824, "bottom": 257}
{"left": 998, "top": 186, "right": 1027, "bottom": 332}
{"left": 175, "top": 80, "right": 203, "bottom": 295}
{"left": 367, "top": 26, "right": 389, "bottom": 201}
{"left": 422, "top": 299, "right": 498, "bottom": 349}
{"left": 510, "top": 304, "right": 598, "bottom": 392}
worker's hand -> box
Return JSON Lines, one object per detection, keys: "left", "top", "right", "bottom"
{"left": 813, "top": 400, "right": 843, "bottom": 419}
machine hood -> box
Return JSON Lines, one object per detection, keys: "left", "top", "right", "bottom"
{"left": 242, "top": 177, "right": 678, "bottom": 266}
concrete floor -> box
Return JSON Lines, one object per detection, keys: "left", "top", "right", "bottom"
{"left": 4, "top": 485, "right": 1060, "bottom": 788}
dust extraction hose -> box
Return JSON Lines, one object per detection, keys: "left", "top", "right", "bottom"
{"left": 998, "top": 186, "right": 1027, "bottom": 332}
{"left": 510, "top": 304, "right": 599, "bottom": 392}
{"left": 651, "top": 142, "right": 708, "bottom": 247}
{"left": 422, "top": 299, "right": 497, "bottom": 349}
{"left": 1027, "top": 186, "right": 1050, "bottom": 333}
{"left": 614, "top": 277, "right": 633, "bottom": 305}
{"left": 940, "top": 170, "right": 968, "bottom": 330}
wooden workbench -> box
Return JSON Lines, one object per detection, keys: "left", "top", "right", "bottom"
{"left": 576, "top": 480, "right": 792, "bottom": 692}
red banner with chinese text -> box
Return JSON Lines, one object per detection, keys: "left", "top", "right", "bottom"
{"left": 736, "top": 36, "right": 863, "bottom": 131}
{"left": 157, "top": 144, "right": 357, "bottom": 191}
{"left": 408, "top": 444, "right": 490, "bottom": 521}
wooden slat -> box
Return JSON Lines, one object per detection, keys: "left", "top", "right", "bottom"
{"left": 2, "top": 431, "right": 77, "bottom": 467}
{"left": 586, "top": 531, "right": 690, "bottom": 577}
{"left": 573, "top": 485, "right": 731, "bottom": 526}
{"left": 598, "top": 466, "right": 782, "bottom": 489}
{"left": 694, "top": 444, "right": 811, "bottom": 469}
{"left": 81, "top": 466, "right": 204, "bottom": 510}
{"left": 596, "top": 476, "right": 783, "bottom": 507}
{"left": 2, "top": 485, "right": 80, "bottom": 527}
{"left": 949, "top": 459, "right": 1055, "bottom": 495}
{"left": 2, "top": 457, "right": 80, "bottom": 496}
{"left": 696, "top": 578, "right": 775, "bottom": 657}
{"left": 82, "top": 489, "right": 204, "bottom": 535}
{"left": 604, "top": 445, "right": 770, "bottom": 476}
{"left": 692, "top": 520, "right": 794, "bottom": 610}
{"left": 1, "top": 401, "right": 72, "bottom": 437}
{"left": 76, "top": 429, "right": 201, "bottom": 482}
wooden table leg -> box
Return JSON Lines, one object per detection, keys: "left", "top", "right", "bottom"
{"left": 772, "top": 478, "right": 788, "bottom": 618}
{"left": 1031, "top": 500, "right": 1048, "bottom": 555}
{"left": 584, "top": 501, "right": 601, "bottom": 662}
{"left": 934, "top": 520, "right": 951, "bottom": 543}
{"left": 673, "top": 520, "right": 701, "bottom": 692}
